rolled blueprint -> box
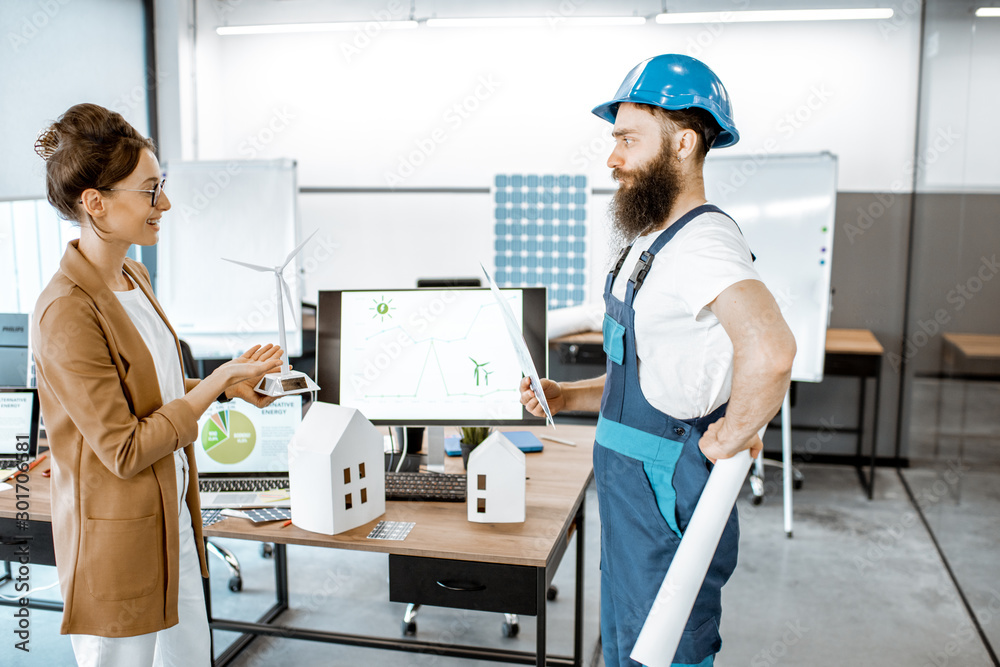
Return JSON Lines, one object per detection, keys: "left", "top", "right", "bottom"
{"left": 630, "top": 448, "right": 755, "bottom": 667}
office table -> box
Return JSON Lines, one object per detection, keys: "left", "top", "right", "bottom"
{"left": 551, "top": 328, "right": 885, "bottom": 498}
{"left": 928, "top": 333, "right": 1000, "bottom": 462}
{"left": 0, "top": 424, "right": 596, "bottom": 667}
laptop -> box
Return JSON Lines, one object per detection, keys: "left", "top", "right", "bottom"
{"left": 0, "top": 387, "right": 40, "bottom": 482}
{"left": 195, "top": 396, "right": 301, "bottom": 509}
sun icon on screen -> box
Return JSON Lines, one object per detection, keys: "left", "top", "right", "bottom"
{"left": 370, "top": 296, "right": 393, "bottom": 322}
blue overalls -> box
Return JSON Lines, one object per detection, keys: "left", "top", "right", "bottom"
{"left": 595, "top": 204, "right": 743, "bottom": 667}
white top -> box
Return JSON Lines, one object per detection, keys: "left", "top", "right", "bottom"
{"left": 610, "top": 209, "right": 762, "bottom": 420}
{"left": 115, "top": 281, "right": 189, "bottom": 512}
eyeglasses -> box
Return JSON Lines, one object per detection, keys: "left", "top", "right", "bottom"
{"left": 89, "top": 178, "right": 167, "bottom": 207}
{"left": 103, "top": 178, "right": 166, "bottom": 207}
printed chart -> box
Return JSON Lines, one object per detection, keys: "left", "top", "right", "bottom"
{"left": 339, "top": 290, "right": 524, "bottom": 421}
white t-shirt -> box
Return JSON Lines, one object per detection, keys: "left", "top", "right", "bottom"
{"left": 116, "top": 283, "right": 189, "bottom": 512}
{"left": 610, "top": 208, "right": 761, "bottom": 420}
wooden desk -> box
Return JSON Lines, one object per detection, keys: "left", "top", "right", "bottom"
{"left": 550, "top": 328, "right": 886, "bottom": 498}
{"left": 0, "top": 425, "right": 595, "bottom": 667}
{"left": 928, "top": 334, "right": 1000, "bottom": 463}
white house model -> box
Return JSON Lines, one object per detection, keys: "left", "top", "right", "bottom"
{"left": 466, "top": 432, "right": 526, "bottom": 523}
{"left": 288, "top": 401, "right": 385, "bottom": 535}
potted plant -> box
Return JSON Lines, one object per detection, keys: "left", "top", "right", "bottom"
{"left": 459, "top": 426, "right": 491, "bottom": 469}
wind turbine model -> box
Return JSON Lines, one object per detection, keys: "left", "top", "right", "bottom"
{"left": 222, "top": 230, "right": 321, "bottom": 397}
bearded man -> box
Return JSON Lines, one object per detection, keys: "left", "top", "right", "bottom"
{"left": 521, "top": 55, "right": 796, "bottom": 666}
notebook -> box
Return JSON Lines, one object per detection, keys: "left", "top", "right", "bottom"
{"left": 0, "top": 388, "right": 40, "bottom": 482}
{"left": 195, "top": 396, "right": 301, "bottom": 509}
{"left": 443, "top": 431, "right": 543, "bottom": 456}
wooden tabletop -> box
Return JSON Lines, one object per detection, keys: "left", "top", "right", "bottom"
{"left": 942, "top": 333, "right": 1000, "bottom": 360}
{"left": 0, "top": 424, "right": 595, "bottom": 569}
{"left": 551, "top": 328, "right": 884, "bottom": 356}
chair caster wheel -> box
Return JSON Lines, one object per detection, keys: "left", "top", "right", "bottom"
{"left": 502, "top": 621, "right": 519, "bottom": 638}
{"left": 547, "top": 585, "right": 558, "bottom": 601}
{"left": 751, "top": 494, "right": 763, "bottom": 506}
{"left": 402, "top": 620, "right": 417, "bottom": 636}
{"left": 228, "top": 576, "right": 242, "bottom": 592}
{"left": 260, "top": 543, "right": 274, "bottom": 559}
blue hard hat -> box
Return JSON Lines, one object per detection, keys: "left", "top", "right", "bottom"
{"left": 592, "top": 54, "right": 739, "bottom": 148}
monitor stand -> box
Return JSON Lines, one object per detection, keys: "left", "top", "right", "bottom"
{"left": 426, "top": 426, "right": 445, "bottom": 473}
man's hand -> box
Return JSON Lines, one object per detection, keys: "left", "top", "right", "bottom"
{"left": 519, "top": 376, "right": 566, "bottom": 417}
{"left": 698, "top": 416, "right": 763, "bottom": 463}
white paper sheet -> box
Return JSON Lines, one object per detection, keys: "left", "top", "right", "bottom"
{"left": 481, "top": 263, "right": 554, "bottom": 427}
{"left": 630, "top": 445, "right": 758, "bottom": 666}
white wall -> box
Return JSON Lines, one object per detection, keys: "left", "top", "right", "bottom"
{"left": 0, "top": 0, "right": 149, "bottom": 200}
{"left": 916, "top": 1, "right": 1000, "bottom": 192}
{"left": 187, "top": 0, "right": 920, "bottom": 193}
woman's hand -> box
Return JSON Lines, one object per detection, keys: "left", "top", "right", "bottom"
{"left": 519, "top": 376, "right": 566, "bottom": 417}
{"left": 217, "top": 344, "right": 285, "bottom": 408}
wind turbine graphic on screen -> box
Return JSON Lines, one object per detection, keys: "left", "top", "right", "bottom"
{"left": 222, "top": 230, "right": 321, "bottom": 397}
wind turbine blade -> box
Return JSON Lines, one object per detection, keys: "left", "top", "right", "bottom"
{"left": 281, "top": 230, "right": 319, "bottom": 270}
{"left": 222, "top": 258, "right": 272, "bottom": 272}
{"left": 280, "top": 275, "right": 296, "bottom": 321}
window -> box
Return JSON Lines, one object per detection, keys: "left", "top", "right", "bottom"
{"left": 477, "top": 474, "right": 486, "bottom": 491}
{"left": 477, "top": 498, "right": 486, "bottom": 513}
{"left": 360, "top": 488, "right": 367, "bottom": 504}
{"left": 359, "top": 462, "right": 366, "bottom": 479}
{"left": 343, "top": 467, "right": 351, "bottom": 484}
{"left": 345, "top": 493, "right": 353, "bottom": 510}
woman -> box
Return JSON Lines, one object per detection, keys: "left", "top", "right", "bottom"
{"left": 30, "top": 103, "right": 284, "bottom": 666}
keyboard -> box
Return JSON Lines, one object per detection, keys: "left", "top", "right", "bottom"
{"left": 0, "top": 458, "right": 21, "bottom": 469}
{"left": 384, "top": 472, "right": 467, "bottom": 502}
{"left": 199, "top": 477, "right": 289, "bottom": 493}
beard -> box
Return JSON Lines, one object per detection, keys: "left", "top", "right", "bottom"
{"left": 608, "top": 146, "right": 683, "bottom": 255}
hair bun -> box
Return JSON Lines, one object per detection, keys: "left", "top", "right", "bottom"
{"left": 34, "top": 126, "right": 59, "bottom": 161}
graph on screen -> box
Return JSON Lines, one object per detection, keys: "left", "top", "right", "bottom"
{"left": 338, "top": 290, "right": 525, "bottom": 422}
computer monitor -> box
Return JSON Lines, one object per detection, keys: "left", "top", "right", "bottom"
{"left": 316, "top": 288, "right": 547, "bottom": 427}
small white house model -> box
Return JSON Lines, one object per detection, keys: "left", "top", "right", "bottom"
{"left": 466, "top": 432, "right": 526, "bottom": 523}
{"left": 288, "top": 402, "right": 385, "bottom": 535}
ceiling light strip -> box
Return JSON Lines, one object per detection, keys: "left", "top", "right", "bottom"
{"left": 655, "top": 8, "right": 894, "bottom": 24}
{"left": 217, "top": 21, "right": 418, "bottom": 35}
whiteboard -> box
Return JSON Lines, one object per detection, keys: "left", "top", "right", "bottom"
{"left": 703, "top": 152, "right": 837, "bottom": 383}
{"left": 158, "top": 159, "right": 304, "bottom": 359}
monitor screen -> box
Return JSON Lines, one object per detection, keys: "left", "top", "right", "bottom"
{"left": 193, "top": 396, "right": 302, "bottom": 475}
{"left": 316, "top": 288, "right": 547, "bottom": 426}
{"left": 0, "top": 387, "right": 39, "bottom": 457}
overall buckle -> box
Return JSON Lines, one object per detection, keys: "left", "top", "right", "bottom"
{"left": 629, "top": 251, "right": 656, "bottom": 291}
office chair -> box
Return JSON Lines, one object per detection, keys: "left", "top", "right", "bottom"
{"left": 179, "top": 340, "right": 244, "bottom": 593}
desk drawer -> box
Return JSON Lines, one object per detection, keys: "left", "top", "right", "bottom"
{"left": 388, "top": 555, "right": 537, "bottom": 616}
{"left": 0, "top": 519, "right": 57, "bottom": 566}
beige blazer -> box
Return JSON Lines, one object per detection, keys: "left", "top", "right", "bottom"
{"left": 31, "top": 240, "right": 209, "bottom": 637}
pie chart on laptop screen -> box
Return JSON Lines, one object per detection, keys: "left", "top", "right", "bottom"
{"left": 200, "top": 408, "right": 257, "bottom": 464}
